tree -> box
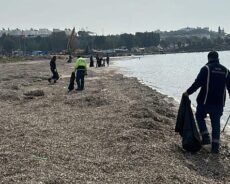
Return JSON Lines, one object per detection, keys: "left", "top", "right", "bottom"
{"left": 94, "top": 36, "right": 106, "bottom": 49}
{"left": 50, "top": 31, "right": 68, "bottom": 52}
{"left": 2, "top": 36, "right": 15, "bottom": 54}
{"left": 119, "top": 33, "right": 134, "bottom": 49}
{"left": 225, "top": 36, "right": 230, "bottom": 45}
{"left": 135, "top": 32, "right": 160, "bottom": 47}
{"left": 160, "top": 40, "right": 169, "bottom": 48}
{"left": 214, "top": 37, "right": 224, "bottom": 45}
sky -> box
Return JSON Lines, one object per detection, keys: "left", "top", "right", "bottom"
{"left": 0, "top": 0, "right": 230, "bottom": 35}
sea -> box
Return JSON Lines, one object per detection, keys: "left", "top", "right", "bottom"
{"left": 113, "top": 51, "right": 230, "bottom": 127}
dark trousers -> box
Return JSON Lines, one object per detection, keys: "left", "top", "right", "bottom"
{"left": 76, "top": 70, "right": 85, "bottom": 90}
{"left": 49, "top": 70, "right": 59, "bottom": 82}
{"left": 53, "top": 71, "right": 59, "bottom": 80}
{"left": 195, "top": 104, "right": 223, "bottom": 144}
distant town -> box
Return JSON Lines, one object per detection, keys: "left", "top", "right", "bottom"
{"left": 0, "top": 26, "right": 226, "bottom": 39}
{"left": 0, "top": 28, "right": 73, "bottom": 38}
{"left": 0, "top": 26, "right": 229, "bottom": 57}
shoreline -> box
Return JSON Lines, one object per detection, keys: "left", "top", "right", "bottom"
{"left": 111, "top": 56, "right": 230, "bottom": 133}
{"left": 0, "top": 59, "right": 230, "bottom": 183}
{"left": 115, "top": 66, "right": 230, "bottom": 132}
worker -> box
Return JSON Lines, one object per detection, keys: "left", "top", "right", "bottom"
{"left": 74, "top": 56, "right": 87, "bottom": 90}
{"left": 184, "top": 51, "right": 230, "bottom": 153}
{"left": 67, "top": 55, "right": 72, "bottom": 63}
{"left": 48, "top": 56, "right": 59, "bottom": 83}
{"left": 89, "top": 55, "right": 94, "bottom": 67}
{"left": 106, "top": 54, "right": 110, "bottom": 66}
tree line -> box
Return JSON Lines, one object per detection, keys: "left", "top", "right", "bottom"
{"left": 0, "top": 32, "right": 68, "bottom": 55}
{"left": 0, "top": 31, "right": 160, "bottom": 55}
{"left": 0, "top": 29, "right": 230, "bottom": 55}
{"left": 160, "top": 36, "right": 230, "bottom": 52}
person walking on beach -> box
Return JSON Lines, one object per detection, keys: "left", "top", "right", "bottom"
{"left": 183, "top": 51, "right": 230, "bottom": 153}
{"left": 96, "top": 54, "right": 99, "bottom": 67}
{"left": 102, "top": 57, "right": 106, "bottom": 67}
{"left": 90, "top": 55, "right": 94, "bottom": 67}
{"left": 106, "top": 54, "right": 110, "bottom": 66}
{"left": 74, "top": 56, "right": 87, "bottom": 90}
{"left": 48, "top": 56, "right": 59, "bottom": 83}
{"left": 67, "top": 54, "right": 72, "bottom": 63}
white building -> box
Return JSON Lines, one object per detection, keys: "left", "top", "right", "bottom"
{"left": 53, "top": 28, "right": 62, "bottom": 33}
{"left": 23, "top": 29, "right": 39, "bottom": 37}
{"left": 0, "top": 28, "right": 74, "bottom": 37}
{"left": 37, "top": 29, "right": 52, "bottom": 37}
{"left": 8, "top": 28, "right": 22, "bottom": 36}
{"left": 65, "top": 28, "right": 72, "bottom": 36}
{"left": 0, "top": 29, "right": 10, "bottom": 37}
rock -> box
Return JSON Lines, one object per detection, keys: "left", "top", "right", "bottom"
{"left": 11, "top": 85, "right": 20, "bottom": 90}
{"left": 24, "top": 89, "right": 44, "bottom": 97}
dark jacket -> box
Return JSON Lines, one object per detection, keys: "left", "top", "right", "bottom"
{"left": 175, "top": 95, "right": 201, "bottom": 153}
{"left": 187, "top": 60, "right": 230, "bottom": 106}
{"left": 50, "top": 59, "right": 56, "bottom": 72}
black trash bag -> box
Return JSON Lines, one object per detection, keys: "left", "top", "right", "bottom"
{"left": 54, "top": 71, "right": 59, "bottom": 80}
{"left": 175, "top": 95, "right": 201, "bottom": 153}
{"left": 68, "top": 72, "right": 75, "bottom": 91}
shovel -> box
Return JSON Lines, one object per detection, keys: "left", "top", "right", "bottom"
{"left": 222, "top": 114, "right": 230, "bottom": 133}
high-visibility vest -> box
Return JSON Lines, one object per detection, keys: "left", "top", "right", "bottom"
{"left": 74, "top": 57, "right": 87, "bottom": 71}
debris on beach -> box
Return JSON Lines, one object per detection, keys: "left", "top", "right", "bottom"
{"left": 23, "top": 89, "right": 45, "bottom": 97}
{"left": 0, "top": 59, "right": 230, "bottom": 183}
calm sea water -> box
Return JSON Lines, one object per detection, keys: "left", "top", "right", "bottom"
{"left": 114, "top": 51, "right": 230, "bottom": 123}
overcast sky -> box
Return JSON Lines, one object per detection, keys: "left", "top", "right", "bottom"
{"left": 1, "top": 0, "right": 229, "bottom": 35}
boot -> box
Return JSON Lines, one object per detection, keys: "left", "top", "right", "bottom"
{"left": 211, "top": 142, "right": 220, "bottom": 154}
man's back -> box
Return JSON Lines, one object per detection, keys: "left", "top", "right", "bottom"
{"left": 187, "top": 60, "right": 230, "bottom": 106}
{"left": 204, "top": 62, "right": 229, "bottom": 106}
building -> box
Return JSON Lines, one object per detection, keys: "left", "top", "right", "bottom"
{"left": 218, "top": 26, "right": 225, "bottom": 38}
{"left": 65, "top": 28, "right": 72, "bottom": 36}
{"left": 53, "top": 28, "right": 62, "bottom": 33}
{"left": 37, "top": 29, "right": 52, "bottom": 37}
{"left": 0, "top": 28, "right": 70, "bottom": 37}
{"left": 8, "top": 28, "right": 22, "bottom": 37}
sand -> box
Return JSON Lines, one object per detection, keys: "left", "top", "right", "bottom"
{"left": 0, "top": 58, "right": 230, "bottom": 183}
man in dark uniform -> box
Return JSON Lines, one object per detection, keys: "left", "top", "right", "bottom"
{"left": 184, "top": 51, "right": 230, "bottom": 153}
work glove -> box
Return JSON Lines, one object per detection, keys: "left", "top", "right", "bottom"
{"left": 183, "top": 92, "right": 189, "bottom": 96}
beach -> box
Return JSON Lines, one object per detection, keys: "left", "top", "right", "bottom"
{"left": 0, "top": 58, "right": 230, "bottom": 183}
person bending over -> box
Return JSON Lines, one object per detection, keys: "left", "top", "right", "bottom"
{"left": 74, "top": 56, "right": 87, "bottom": 90}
